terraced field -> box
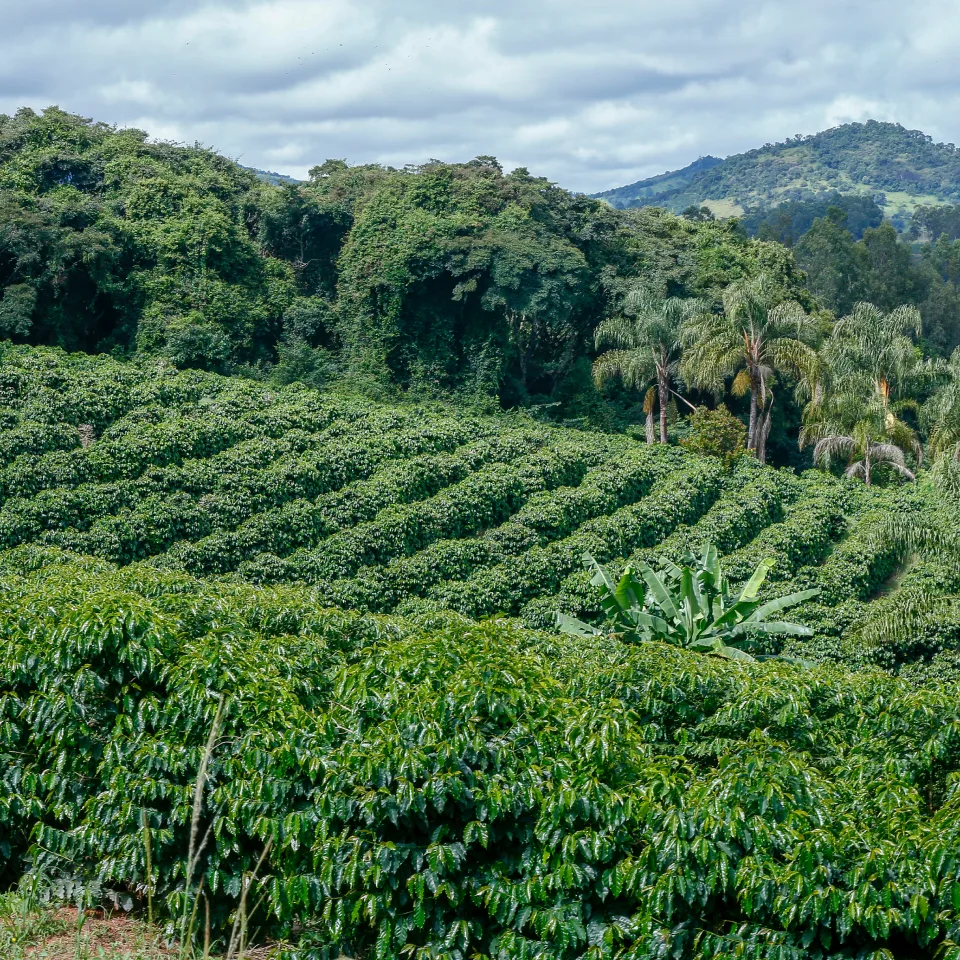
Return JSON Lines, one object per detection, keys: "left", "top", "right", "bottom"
{"left": 0, "top": 344, "right": 955, "bottom": 664}
{"left": 8, "top": 344, "right": 960, "bottom": 958}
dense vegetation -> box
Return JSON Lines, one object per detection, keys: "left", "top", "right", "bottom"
{"left": 595, "top": 120, "right": 960, "bottom": 214}
{"left": 0, "top": 345, "right": 953, "bottom": 673}
{"left": 0, "top": 107, "right": 778, "bottom": 406}
{"left": 4, "top": 107, "right": 960, "bottom": 958}
{"left": 4, "top": 539, "right": 960, "bottom": 958}
{"left": 717, "top": 196, "right": 960, "bottom": 356}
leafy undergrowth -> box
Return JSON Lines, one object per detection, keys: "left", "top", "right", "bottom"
{"left": 4, "top": 552, "right": 960, "bottom": 958}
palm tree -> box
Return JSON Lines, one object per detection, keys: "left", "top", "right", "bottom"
{"left": 593, "top": 287, "right": 706, "bottom": 443}
{"left": 800, "top": 375, "right": 920, "bottom": 485}
{"left": 923, "top": 347, "right": 960, "bottom": 462}
{"left": 802, "top": 303, "right": 932, "bottom": 485}
{"left": 681, "top": 273, "right": 819, "bottom": 464}
{"left": 823, "top": 302, "right": 928, "bottom": 414}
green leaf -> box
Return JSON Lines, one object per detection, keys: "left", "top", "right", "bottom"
{"left": 555, "top": 612, "right": 602, "bottom": 637}
{"left": 739, "top": 557, "right": 775, "bottom": 601}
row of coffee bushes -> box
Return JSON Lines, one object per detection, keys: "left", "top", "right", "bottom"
{"left": 41, "top": 415, "right": 496, "bottom": 564}
{"left": 0, "top": 393, "right": 364, "bottom": 499}
{"left": 519, "top": 457, "right": 800, "bottom": 629}
{"left": 0, "top": 409, "right": 471, "bottom": 549}
{"left": 291, "top": 443, "right": 668, "bottom": 611}
{"left": 156, "top": 429, "right": 568, "bottom": 576}
{"left": 412, "top": 452, "right": 727, "bottom": 620}
{"left": 4, "top": 553, "right": 960, "bottom": 957}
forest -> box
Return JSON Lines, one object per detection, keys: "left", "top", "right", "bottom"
{"left": 5, "top": 106, "right": 960, "bottom": 466}
{"left": 3, "top": 106, "right": 960, "bottom": 959}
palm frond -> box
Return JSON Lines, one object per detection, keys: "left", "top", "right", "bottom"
{"left": 813, "top": 434, "right": 856, "bottom": 467}
{"left": 592, "top": 350, "right": 654, "bottom": 391}
{"left": 594, "top": 316, "right": 639, "bottom": 351}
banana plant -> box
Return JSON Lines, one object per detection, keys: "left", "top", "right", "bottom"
{"left": 557, "top": 543, "right": 819, "bottom": 661}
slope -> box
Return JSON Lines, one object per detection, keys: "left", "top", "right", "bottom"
{"left": 591, "top": 155, "right": 722, "bottom": 209}
{"left": 4, "top": 543, "right": 960, "bottom": 958}
{"left": 595, "top": 120, "right": 960, "bottom": 217}
{"left": 0, "top": 343, "right": 955, "bottom": 670}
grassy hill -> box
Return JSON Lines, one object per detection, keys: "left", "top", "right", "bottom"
{"left": 595, "top": 120, "right": 960, "bottom": 219}
{"left": 3, "top": 343, "right": 960, "bottom": 956}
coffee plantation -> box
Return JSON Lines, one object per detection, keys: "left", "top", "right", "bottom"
{"left": 3, "top": 343, "right": 960, "bottom": 957}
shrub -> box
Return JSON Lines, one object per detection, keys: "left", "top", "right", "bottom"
{"left": 3, "top": 558, "right": 960, "bottom": 957}
{"left": 680, "top": 403, "right": 747, "bottom": 469}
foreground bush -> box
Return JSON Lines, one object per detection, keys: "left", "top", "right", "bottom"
{"left": 4, "top": 551, "right": 960, "bottom": 958}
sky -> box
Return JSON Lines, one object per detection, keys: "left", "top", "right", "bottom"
{"left": 2, "top": 0, "right": 959, "bottom": 193}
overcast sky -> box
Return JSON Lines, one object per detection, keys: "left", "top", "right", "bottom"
{"left": 2, "top": 0, "right": 959, "bottom": 193}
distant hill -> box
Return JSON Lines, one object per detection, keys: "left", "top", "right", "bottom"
{"left": 593, "top": 121, "right": 960, "bottom": 221}
{"left": 243, "top": 165, "right": 302, "bottom": 186}
{"left": 592, "top": 156, "right": 722, "bottom": 209}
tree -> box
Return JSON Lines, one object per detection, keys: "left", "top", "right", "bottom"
{"left": 801, "top": 379, "right": 920, "bottom": 484}
{"left": 923, "top": 347, "right": 960, "bottom": 461}
{"left": 825, "top": 302, "right": 927, "bottom": 398}
{"left": 680, "top": 404, "right": 747, "bottom": 470}
{"left": 681, "top": 273, "right": 819, "bottom": 463}
{"left": 802, "top": 303, "right": 930, "bottom": 485}
{"left": 858, "top": 222, "right": 927, "bottom": 312}
{"left": 793, "top": 212, "right": 866, "bottom": 316}
{"left": 557, "top": 545, "right": 819, "bottom": 662}
{"left": 593, "top": 288, "right": 706, "bottom": 443}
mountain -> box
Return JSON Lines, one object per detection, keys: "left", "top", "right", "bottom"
{"left": 593, "top": 121, "right": 960, "bottom": 220}
{"left": 591, "top": 155, "right": 722, "bottom": 209}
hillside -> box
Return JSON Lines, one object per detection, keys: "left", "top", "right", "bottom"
{"left": 0, "top": 344, "right": 953, "bottom": 666}
{"left": 595, "top": 120, "right": 960, "bottom": 219}
{"left": 591, "top": 155, "right": 722, "bottom": 209}
{"left": 242, "top": 164, "right": 303, "bottom": 186}
{"left": 3, "top": 343, "right": 960, "bottom": 957}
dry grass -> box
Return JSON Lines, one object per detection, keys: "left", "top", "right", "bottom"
{"left": 0, "top": 898, "right": 282, "bottom": 960}
{"left": 24, "top": 909, "right": 172, "bottom": 959}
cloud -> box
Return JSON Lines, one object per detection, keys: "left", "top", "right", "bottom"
{"left": 3, "top": 0, "right": 960, "bottom": 192}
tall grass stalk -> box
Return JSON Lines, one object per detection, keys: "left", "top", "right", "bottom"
{"left": 225, "top": 839, "right": 273, "bottom": 960}
{"left": 178, "top": 693, "right": 227, "bottom": 956}
{"left": 142, "top": 808, "right": 154, "bottom": 926}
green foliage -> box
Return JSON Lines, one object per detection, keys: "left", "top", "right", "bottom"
{"left": 741, "top": 192, "right": 885, "bottom": 243}
{"left": 598, "top": 120, "right": 960, "bottom": 212}
{"left": 558, "top": 543, "right": 818, "bottom": 660}
{"left": 5, "top": 555, "right": 960, "bottom": 957}
{"left": 0, "top": 345, "right": 959, "bottom": 956}
{"left": 0, "top": 106, "right": 295, "bottom": 366}
{"left": 0, "top": 106, "right": 813, "bottom": 431}
{"left": 803, "top": 303, "right": 927, "bottom": 484}
{"left": 679, "top": 403, "right": 747, "bottom": 468}
{"left": 682, "top": 272, "right": 820, "bottom": 463}
{"left": 0, "top": 344, "right": 954, "bottom": 661}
